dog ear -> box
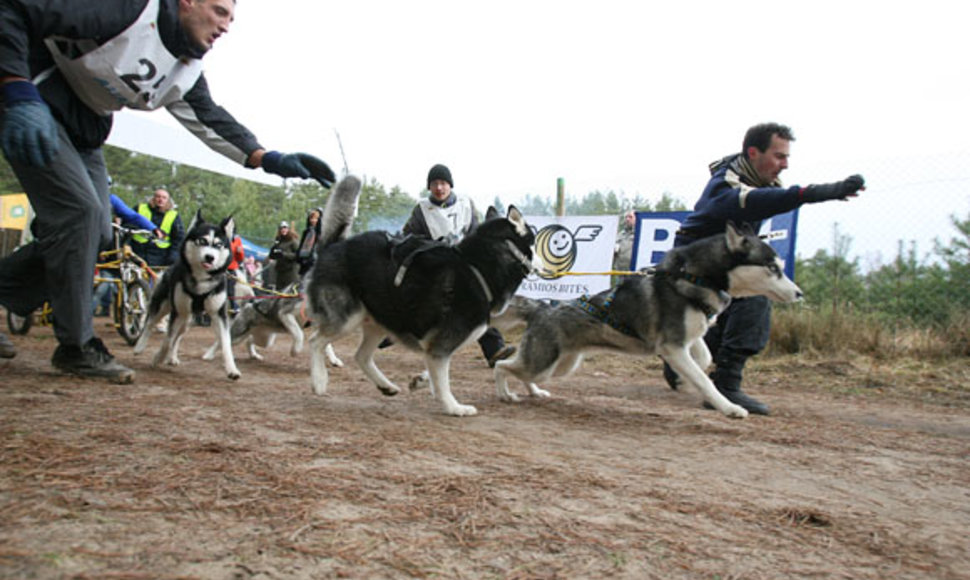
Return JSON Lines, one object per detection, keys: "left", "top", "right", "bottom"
{"left": 506, "top": 206, "right": 529, "bottom": 237}
{"left": 725, "top": 221, "right": 749, "bottom": 252}
{"left": 188, "top": 209, "right": 204, "bottom": 231}
{"left": 485, "top": 206, "right": 499, "bottom": 221}
{"left": 220, "top": 215, "right": 235, "bottom": 240}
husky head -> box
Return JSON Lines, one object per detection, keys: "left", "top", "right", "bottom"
{"left": 183, "top": 210, "right": 235, "bottom": 276}
{"left": 725, "top": 222, "right": 802, "bottom": 303}
{"left": 483, "top": 205, "right": 541, "bottom": 276}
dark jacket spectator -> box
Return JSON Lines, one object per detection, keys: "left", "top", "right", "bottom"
{"left": 269, "top": 221, "right": 300, "bottom": 289}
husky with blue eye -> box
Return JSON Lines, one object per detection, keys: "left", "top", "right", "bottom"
{"left": 134, "top": 210, "right": 240, "bottom": 380}
{"left": 492, "top": 222, "right": 803, "bottom": 419}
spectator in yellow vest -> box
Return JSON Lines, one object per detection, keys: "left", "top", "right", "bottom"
{"left": 131, "top": 188, "right": 184, "bottom": 267}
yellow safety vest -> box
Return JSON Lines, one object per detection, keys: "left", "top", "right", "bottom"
{"left": 134, "top": 204, "right": 177, "bottom": 248}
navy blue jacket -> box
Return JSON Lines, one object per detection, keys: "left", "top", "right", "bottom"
{"left": 676, "top": 154, "right": 804, "bottom": 246}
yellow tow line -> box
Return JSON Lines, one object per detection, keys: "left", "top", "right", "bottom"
{"left": 228, "top": 274, "right": 302, "bottom": 299}
{"left": 544, "top": 270, "right": 647, "bottom": 279}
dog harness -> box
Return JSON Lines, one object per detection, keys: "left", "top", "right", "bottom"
{"left": 392, "top": 235, "right": 533, "bottom": 310}
{"left": 571, "top": 291, "right": 638, "bottom": 338}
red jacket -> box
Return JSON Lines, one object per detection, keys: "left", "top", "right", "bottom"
{"left": 228, "top": 236, "right": 245, "bottom": 271}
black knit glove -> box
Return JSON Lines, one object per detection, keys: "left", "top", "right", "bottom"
{"left": 262, "top": 151, "right": 336, "bottom": 188}
{"left": 801, "top": 174, "right": 865, "bottom": 203}
{"left": 1, "top": 80, "right": 59, "bottom": 166}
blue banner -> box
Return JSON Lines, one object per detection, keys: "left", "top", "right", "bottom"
{"left": 630, "top": 210, "right": 799, "bottom": 281}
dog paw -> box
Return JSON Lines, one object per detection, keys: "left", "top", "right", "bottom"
{"left": 228, "top": 371, "right": 241, "bottom": 381}
{"left": 725, "top": 405, "right": 749, "bottom": 419}
{"left": 408, "top": 373, "right": 430, "bottom": 391}
{"left": 445, "top": 403, "right": 478, "bottom": 417}
{"left": 251, "top": 353, "right": 264, "bottom": 361}
{"left": 328, "top": 356, "right": 344, "bottom": 368}
{"left": 531, "top": 387, "right": 552, "bottom": 398}
{"left": 499, "top": 392, "right": 521, "bottom": 403}
{"left": 377, "top": 384, "right": 401, "bottom": 397}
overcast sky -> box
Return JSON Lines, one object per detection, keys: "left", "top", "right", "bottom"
{"left": 111, "top": 0, "right": 969, "bottom": 266}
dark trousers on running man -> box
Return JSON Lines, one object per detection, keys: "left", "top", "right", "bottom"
{"left": 478, "top": 327, "right": 506, "bottom": 361}
{"left": 703, "top": 296, "right": 772, "bottom": 393}
{"left": 0, "top": 121, "right": 112, "bottom": 350}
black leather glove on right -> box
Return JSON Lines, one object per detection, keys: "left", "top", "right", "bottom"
{"left": 261, "top": 151, "right": 336, "bottom": 188}
{"left": 801, "top": 174, "right": 866, "bottom": 203}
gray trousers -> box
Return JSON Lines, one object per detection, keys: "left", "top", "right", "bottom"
{"left": 0, "top": 121, "right": 111, "bottom": 348}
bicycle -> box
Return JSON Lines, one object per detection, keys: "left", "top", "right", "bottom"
{"left": 6, "top": 224, "right": 162, "bottom": 345}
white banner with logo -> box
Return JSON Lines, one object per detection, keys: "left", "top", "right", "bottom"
{"left": 517, "top": 215, "right": 618, "bottom": 300}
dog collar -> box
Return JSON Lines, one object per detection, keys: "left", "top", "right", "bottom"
{"left": 505, "top": 240, "right": 535, "bottom": 275}
{"left": 651, "top": 269, "right": 730, "bottom": 320}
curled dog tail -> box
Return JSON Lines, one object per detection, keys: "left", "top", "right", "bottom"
{"left": 319, "top": 175, "right": 363, "bottom": 247}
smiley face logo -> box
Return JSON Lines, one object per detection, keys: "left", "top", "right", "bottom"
{"left": 534, "top": 223, "right": 603, "bottom": 279}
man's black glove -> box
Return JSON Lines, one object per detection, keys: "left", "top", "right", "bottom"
{"left": 1, "top": 80, "right": 59, "bottom": 167}
{"left": 801, "top": 174, "right": 866, "bottom": 203}
{"left": 269, "top": 247, "right": 282, "bottom": 260}
{"left": 262, "top": 151, "right": 336, "bottom": 188}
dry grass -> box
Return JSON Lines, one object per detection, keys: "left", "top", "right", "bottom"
{"left": 768, "top": 305, "right": 970, "bottom": 360}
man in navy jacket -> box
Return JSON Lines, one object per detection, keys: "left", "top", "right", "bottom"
{"left": 665, "top": 123, "right": 865, "bottom": 415}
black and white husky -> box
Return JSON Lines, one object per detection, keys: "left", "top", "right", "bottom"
{"left": 304, "top": 181, "right": 537, "bottom": 417}
{"left": 201, "top": 282, "right": 343, "bottom": 367}
{"left": 134, "top": 211, "right": 240, "bottom": 380}
{"left": 492, "top": 222, "right": 803, "bottom": 419}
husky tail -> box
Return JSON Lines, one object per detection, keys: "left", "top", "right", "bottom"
{"left": 319, "top": 175, "right": 363, "bottom": 247}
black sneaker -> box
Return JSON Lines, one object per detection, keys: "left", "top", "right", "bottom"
{"left": 52, "top": 337, "right": 135, "bottom": 384}
{"left": 0, "top": 331, "right": 16, "bottom": 359}
{"left": 488, "top": 345, "right": 517, "bottom": 368}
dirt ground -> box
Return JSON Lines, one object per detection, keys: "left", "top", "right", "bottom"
{"left": 1, "top": 319, "right": 969, "bottom": 580}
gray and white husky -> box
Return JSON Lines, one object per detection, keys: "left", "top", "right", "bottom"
{"left": 134, "top": 211, "right": 241, "bottom": 380}
{"left": 304, "top": 179, "right": 537, "bottom": 417}
{"left": 493, "top": 222, "right": 802, "bottom": 419}
{"left": 201, "top": 282, "right": 343, "bottom": 366}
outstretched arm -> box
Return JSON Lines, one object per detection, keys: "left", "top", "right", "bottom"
{"left": 169, "top": 76, "right": 335, "bottom": 187}
{"left": 109, "top": 194, "right": 157, "bottom": 233}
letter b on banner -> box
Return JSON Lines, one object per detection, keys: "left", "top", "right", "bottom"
{"left": 632, "top": 215, "right": 683, "bottom": 270}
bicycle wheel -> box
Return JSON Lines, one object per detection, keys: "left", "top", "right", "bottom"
{"left": 6, "top": 310, "right": 32, "bottom": 335}
{"left": 116, "top": 278, "right": 152, "bottom": 345}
